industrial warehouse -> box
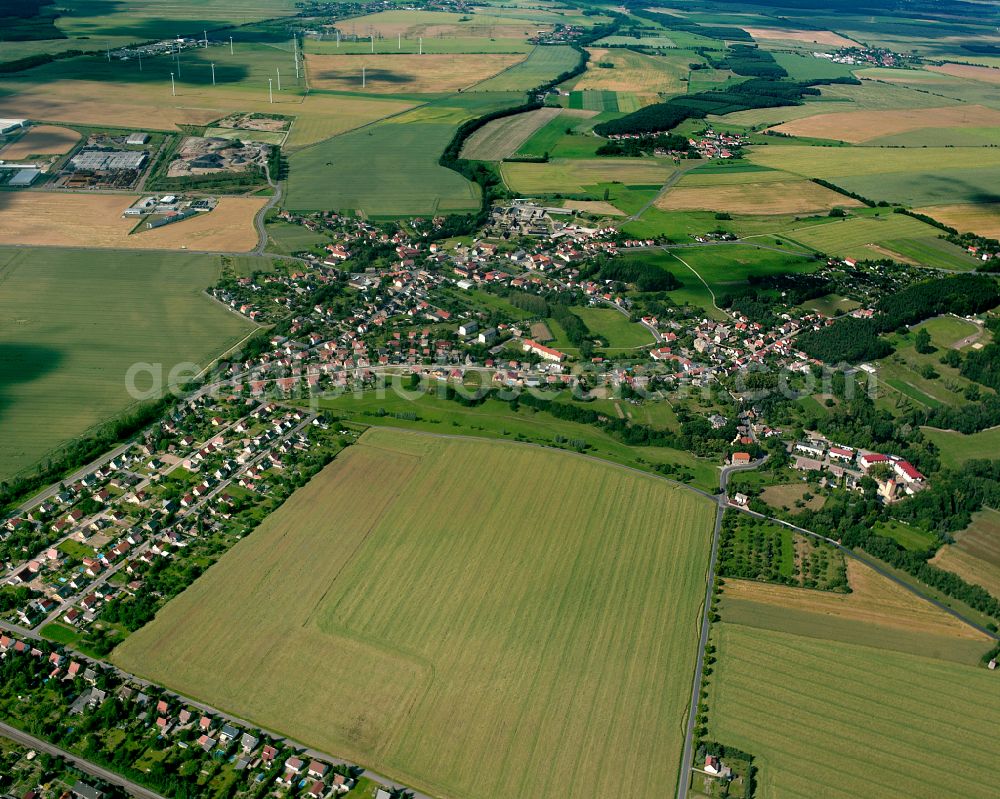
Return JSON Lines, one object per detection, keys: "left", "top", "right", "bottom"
{"left": 68, "top": 149, "right": 148, "bottom": 172}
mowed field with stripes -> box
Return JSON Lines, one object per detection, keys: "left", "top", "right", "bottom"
{"left": 113, "top": 429, "right": 716, "bottom": 799}
{"left": 707, "top": 623, "right": 1000, "bottom": 799}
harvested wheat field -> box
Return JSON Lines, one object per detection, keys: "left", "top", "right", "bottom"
{"left": 768, "top": 104, "right": 1000, "bottom": 143}
{"left": 656, "top": 180, "right": 861, "bottom": 215}
{"left": 113, "top": 429, "right": 715, "bottom": 799}
{"left": 0, "top": 193, "right": 264, "bottom": 251}
{"left": 562, "top": 199, "right": 624, "bottom": 216}
{"left": 742, "top": 27, "right": 857, "bottom": 47}
{"left": 575, "top": 47, "right": 687, "bottom": 95}
{"left": 927, "top": 62, "right": 1000, "bottom": 84}
{"left": 931, "top": 508, "right": 1000, "bottom": 598}
{"left": 918, "top": 202, "right": 1000, "bottom": 238}
{"left": 0, "top": 81, "right": 224, "bottom": 130}
{"left": 335, "top": 9, "right": 546, "bottom": 40}
{"left": 722, "top": 560, "right": 987, "bottom": 642}
{"left": 460, "top": 106, "right": 561, "bottom": 160}
{"left": 0, "top": 80, "right": 413, "bottom": 146}
{"left": 708, "top": 623, "right": 1000, "bottom": 799}
{"left": 0, "top": 125, "right": 80, "bottom": 158}
{"left": 305, "top": 53, "right": 523, "bottom": 93}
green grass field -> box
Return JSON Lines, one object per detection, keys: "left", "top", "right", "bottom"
{"left": 312, "top": 388, "right": 719, "bottom": 489}
{"left": 749, "top": 144, "right": 1000, "bottom": 177}
{"left": 770, "top": 51, "right": 857, "bottom": 81}
{"left": 781, "top": 213, "right": 938, "bottom": 253}
{"left": 515, "top": 113, "right": 603, "bottom": 158}
{"left": 305, "top": 37, "right": 534, "bottom": 56}
{"left": 113, "top": 429, "right": 716, "bottom": 799}
{"left": 285, "top": 94, "right": 519, "bottom": 215}
{"left": 52, "top": 0, "right": 299, "bottom": 40}
{"left": 749, "top": 145, "right": 1000, "bottom": 206}
{"left": 264, "top": 219, "right": 330, "bottom": 256}
{"left": 922, "top": 426, "right": 1000, "bottom": 469}
{"left": 567, "top": 89, "right": 619, "bottom": 112}
{"left": 470, "top": 45, "right": 581, "bottom": 91}
{"left": 666, "top": 244, "right": 818, "bottom": 291}
{"left": 708, "top": 622, "right": 1000, "bottom": 798}
{"left": 873, "top": 520, "right": 939, "bottom": 551}
{"left": 0, "top": 248, "right": 255, "bottom": 480}
{"left": 501, "top": 158, "right": 673, "bottom": 194}
{"left": 571, "top": 306, "right": 655, "bottom": 348}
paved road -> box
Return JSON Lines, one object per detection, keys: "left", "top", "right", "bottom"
{"left": 13, "top": 442, "right": 133, "bottom": 516}
{"left": 626, "top": 161, "right": 700, "bottom": 222}
{"left": 675, "top": 458, "right": 767, "bottom": 799}
{"left": 252, "top": 160, "right": 282, "bottom": 256}
{"left": 0, "top": 720, "right": 167, "bottom": 799}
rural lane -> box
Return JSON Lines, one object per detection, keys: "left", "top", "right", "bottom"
{"left": 252, "top": 160, "right": 282, "bottom": 256}
{"left": 626, "top": 161, "right": 701, "bottom": 222}
{"left": 675, "top": 457, "right": 767, "bottom": 799}
{"left": 0, "top": 720, "right": 167, "bottom": 799}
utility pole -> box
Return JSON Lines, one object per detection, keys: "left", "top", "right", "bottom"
{"left": 170, "top": 72, "right": 176, "bottom": 96}
{"left": 268, "top": 77, "right": 273, "bottom": 103}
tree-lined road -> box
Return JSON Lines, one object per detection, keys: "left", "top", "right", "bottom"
{"left": 0, "top": 720, "right": 167, "bottom": 799}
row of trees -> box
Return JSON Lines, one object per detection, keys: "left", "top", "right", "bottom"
{"left": 593, "top": 76, "right": 856, "bottom": 137}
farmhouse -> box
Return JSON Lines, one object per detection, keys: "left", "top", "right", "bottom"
{"left": 893, "top": 460, "right": 925, "bottom": 486}
{"left": 704, "top": 755, "right": 732, "bottom": 779}
{"left": 858, "top": 453, "right": 889, "bottom": 472}
{"left": 522, "top": 339, "right": 566, "bottom": 362}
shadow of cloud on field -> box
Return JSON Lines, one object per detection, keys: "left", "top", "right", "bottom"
{"left": 316, "top": 68, "right": 416, "bottom": 86}
{"left": 0, "top": 343, "right": 64, "bottom": 424}
{"left": 913, "top": 173, "right": 1000, "bottom": 205}
{"left": 54, "top": 3, "right": 288, "bottom": 42}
